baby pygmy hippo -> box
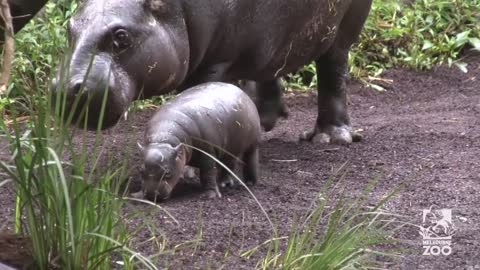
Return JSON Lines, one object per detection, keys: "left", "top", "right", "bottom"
{"left": 136, "top": 82, "right": 261, "bottom": 201}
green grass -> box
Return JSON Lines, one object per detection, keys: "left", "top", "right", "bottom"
{"left": 244, "top": 169, "right": 404, "bottom": 269}
{"left": 0, "top": 55, "right": 161, "bottom": 269}
{"left": 174, "top": 145, "right": 404, "bottom": 269}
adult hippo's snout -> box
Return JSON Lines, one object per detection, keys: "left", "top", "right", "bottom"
{"left": 51, "top": 51, "right": 133, "bottom": 130}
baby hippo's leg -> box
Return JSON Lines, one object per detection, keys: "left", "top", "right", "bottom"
{"left": 217, "top": 157, "right": 236, "bottom": 188}
{"left": 198, "top": 158, "right": 222, "bottom": 199}
{"left": 242, "top": 146, "right": 259, "bottom": 186}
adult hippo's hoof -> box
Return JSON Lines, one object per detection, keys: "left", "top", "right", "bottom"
{"left": 300, "top": 125, "right": 363, "bottom": 145}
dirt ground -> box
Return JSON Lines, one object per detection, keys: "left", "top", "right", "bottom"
{"left": 1, "top": 53, "right": 479, "bottom": 269}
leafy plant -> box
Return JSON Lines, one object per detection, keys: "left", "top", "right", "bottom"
{"left": 3, "top": 1, "right": 77, "bottom": 115}
{"left": 350, "top": 0, "right": 480, "bottom": 77}
{"left": 285, "top": 0, "right": 480, "bottom": 90}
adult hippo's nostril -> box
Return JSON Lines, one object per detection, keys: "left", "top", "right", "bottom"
{"left": 70, "top": 81, "right": 84, "bottom": 95}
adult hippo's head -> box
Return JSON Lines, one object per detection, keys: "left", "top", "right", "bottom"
{"left": 52, "top": 0, "right": 189, "bottom": 129}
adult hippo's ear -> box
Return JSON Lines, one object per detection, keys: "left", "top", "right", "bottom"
{"left": 144, "top": 0, "right": 167, "bottom": 14}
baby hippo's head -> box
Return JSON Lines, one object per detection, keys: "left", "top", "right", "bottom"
{"left": 140, "top": 143, "right": 186, "bottom": 201}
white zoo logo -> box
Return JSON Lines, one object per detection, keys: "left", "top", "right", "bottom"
{"left": 419, "top": 207, "right": 456, "bottom": 256}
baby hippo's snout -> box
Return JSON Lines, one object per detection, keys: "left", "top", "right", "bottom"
{"left": 136, "top": 143, "right": 186, "bottom": 202}
{"left": 143, "top": 180, "right": 173, "bottom": 201}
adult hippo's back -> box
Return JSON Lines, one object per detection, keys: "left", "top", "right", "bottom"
{"left": 52, "top": 0, "right": 373, "bottom": 144}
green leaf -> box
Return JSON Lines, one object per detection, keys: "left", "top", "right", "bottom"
{"left": 454, "top": 62, "right": 468, "bottom": 73}
{"left": 422, "top": 40, "right": 434, "bottom": 51}
{"left": 469, "top": 38, "right": 480, "bottom": 51}
{"left": 454, "top": 30, "right": 471, "bottom": 48}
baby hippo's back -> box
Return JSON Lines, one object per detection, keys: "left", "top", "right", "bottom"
{"left": 146, "top": 82, "right": 261, "bottom": 156}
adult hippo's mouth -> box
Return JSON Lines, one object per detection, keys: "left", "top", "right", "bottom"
{"left": 50, "top": 55, "right": 135, "bottom": 130}
{"left": 65, "top": 92, "right": 126, "bottom": 130}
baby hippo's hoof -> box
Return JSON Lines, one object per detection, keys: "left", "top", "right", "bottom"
{"left": 220, "top": 176, "right": 235, "bottom": 188}
{"left": 245, "top": 180, "right": 256, "bottom": 187}
{"left": 183, "top": 166, "right": 196, "bottom": 179}
{"left": 130, "top": 191, "right": 144, "bottom": 199}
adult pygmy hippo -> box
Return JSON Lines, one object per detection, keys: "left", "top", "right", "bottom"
{"left": 135, "top": 82, "right": 261, "bottom": 201}
{"left": 52, "top": 0, "right": 372, "bottom": 145}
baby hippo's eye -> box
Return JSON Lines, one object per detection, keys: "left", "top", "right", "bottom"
{"left": 112, "top": 28, "right": 131, "bottom": 50}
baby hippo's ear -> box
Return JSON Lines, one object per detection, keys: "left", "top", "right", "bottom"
{"left": 174, "top": 144, "right": 186, "bottom": 162}
{"left": 137, "top": 141, "right": 145, "bottom": 154}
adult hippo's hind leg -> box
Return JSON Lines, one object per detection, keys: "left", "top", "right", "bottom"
{"left": 240, "top": 80, "right": 288, "bottom": 132}
{"left": 185, "top": 67, "right": 288, "bottom": 132}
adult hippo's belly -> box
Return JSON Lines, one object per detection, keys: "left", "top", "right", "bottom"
{"left": 51, "top": 0, "right": 373, "bottom": 145}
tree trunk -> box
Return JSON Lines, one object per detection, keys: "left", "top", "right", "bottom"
{"left": 0, "top": 0, "right": 15, "bottom": 95}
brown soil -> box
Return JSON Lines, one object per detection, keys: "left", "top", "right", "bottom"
{"left": 1, "top": 54, "right": 479, "bottom": 269}
{"left": 0, "top": 233, "right": 32, "bottom": 269}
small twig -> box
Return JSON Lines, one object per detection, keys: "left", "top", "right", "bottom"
{"left": 321, "top": 148, "right": 340, "bottom": 153}
{"left": 274, "top": 41, "right": 294, "bottom": 77}
{"left": 0, "top": 0, "right": 15, "bottom": 95}
{"left": 367, "top": 76, "right": 394, "bottom": 84}
{"left": 271, "top": 159, "right": 298, "bottom": 163}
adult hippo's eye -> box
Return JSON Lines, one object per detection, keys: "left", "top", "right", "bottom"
{"left": 112, "top": 28, "right": 131, "bottom": 50}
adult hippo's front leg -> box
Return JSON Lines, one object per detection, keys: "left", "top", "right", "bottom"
{"left": 300, "top": 0, "right": 370, "bottom": 145}
{"left": 299, "top": 49, "right": 362, "bottom": 144}
{"left": 239, "top": 80, "right": 289, "bottom": 132}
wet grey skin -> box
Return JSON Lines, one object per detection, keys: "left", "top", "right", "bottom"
{"left": 135, "top": 82, "right": 261, "bottom": 201}
{"left": 51, "top": 0, "right": 373, "bottom": 145}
